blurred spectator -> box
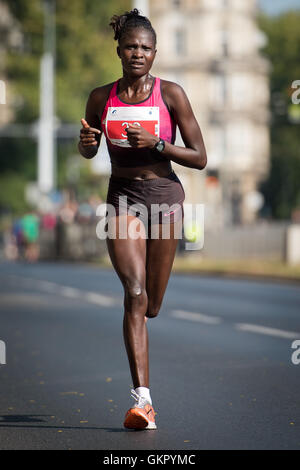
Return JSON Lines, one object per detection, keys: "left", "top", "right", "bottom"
{"left": 88, "top": 194, "right": 103, "bottom": 210}
{"left": 76, "top": 202, "right": 95, "bottom": 224}
{"left": 3, "top": 225, "right": 18, "bottom": 261}
{"left": 12, "top": 217, "right": 26, "bottom": 260}
{"left": 58, "top": 200, "right": 78, "bottom": 224}
{"left": 41, "top": 212, "right": 57, "bottom": 231}
{"left": 21, "top": 211, "right": 40, "bottom": 262}
{"left": 291, "top": 208, "right": 300, "bottom": 224}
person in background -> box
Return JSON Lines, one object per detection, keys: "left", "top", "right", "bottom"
{"left": 21, "top": 211, "right": 40, "bottom": 263}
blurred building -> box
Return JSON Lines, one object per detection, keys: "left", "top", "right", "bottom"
{"left": 147, "top": 0, "right": 270, "bottom": 227}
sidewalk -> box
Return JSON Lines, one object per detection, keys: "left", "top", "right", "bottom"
{"left": 172, "top": 255, "right": 300, "bottom": 285}
{"left": 95, "top": 253, "right": 300, "bottom": 285}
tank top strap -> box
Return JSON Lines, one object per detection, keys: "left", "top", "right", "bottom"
{"left": 151, "top": 76, "right": 161, "bottom": 104}
{"left": 105, "top": 80, "right": 118, "bottom": 107}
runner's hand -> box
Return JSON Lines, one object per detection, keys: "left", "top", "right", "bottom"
{"left": 79, "top": 118, "right": 101, "bottom": 147}
{"left": 125, "top": 123, "right": 159, "bottom": 149}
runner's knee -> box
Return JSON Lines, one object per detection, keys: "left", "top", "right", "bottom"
{"left": 124, "top": 280, "right": 147, "bottom": 306}
{"left": 126, "top": 283, "right": 143, "bottom": 298}
{"left": 146, "top": 304, "right": 160, "bottom": 319}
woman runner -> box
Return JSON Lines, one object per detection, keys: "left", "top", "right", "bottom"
{"left": 78, "top": 8, "right": 207, "bottom": 430}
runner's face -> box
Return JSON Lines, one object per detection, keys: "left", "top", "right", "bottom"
{"left": 117, "top": 28, "right": 156, "bottom": 77}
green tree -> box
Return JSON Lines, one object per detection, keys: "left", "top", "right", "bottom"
{"left": 258, "top": 11, "right": 300, "bottom": 220}
{"left": 4, "top": 0, "right": 130, "bottom": 123}
{"left": 0, "top": 0, "right": 130, "bottom": 214}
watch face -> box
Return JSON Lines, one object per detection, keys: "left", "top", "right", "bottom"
{"left": 156, "top": 140, "right": 164, "bottom": 152}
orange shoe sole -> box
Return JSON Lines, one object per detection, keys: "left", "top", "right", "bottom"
{"left": 123, "top": 408, "right": 150, "bottom": 430}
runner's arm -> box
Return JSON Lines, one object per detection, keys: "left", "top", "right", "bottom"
{"left": 78, "top": 88, "right": 103, "bottom": 159}
{"left": 160, "top": 82, "right": 207, "bottom": 170}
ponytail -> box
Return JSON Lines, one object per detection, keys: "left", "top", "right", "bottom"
{"left": 109, "top": 8, "right": 156, "bottom": 45}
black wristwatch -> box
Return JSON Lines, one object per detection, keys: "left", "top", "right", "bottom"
{"left": 154, "top": 138, "right": 165, "bottom": 153}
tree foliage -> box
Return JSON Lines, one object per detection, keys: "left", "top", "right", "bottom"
{"left": 0, "top": 0, "right": 130, "bottom": 214}
{"left": 4, "top": 0, "right": 130, "bottom": 123}
{"left": 258, "top": 11, "right": 300, "bottom": 220}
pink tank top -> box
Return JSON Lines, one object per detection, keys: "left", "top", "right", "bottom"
{"left": 100, "top": 77, "right": 176, "bottom": 168}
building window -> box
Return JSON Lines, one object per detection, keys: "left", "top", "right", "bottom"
{"left": 227, "top": 121, "right": 253, "bottom": 169}
{"left": 174, "top": 29, "right": 186, "bottom": 56}
{"left": 209, "top": 126, "right": 226, "bottom": 169}
{"left": 230, "top": 74, "right": 250, "bottom": 110}
{"left": 215, "top": 0, "right": 229, "bottom": 7}
{"left": 211, "top": 74, "right": 227, "bottom": 107}
{"left": 221, "top": 30, "right": 229, "bottom": 56}
{"left": 172, "top": 0, "right": 181, "bottom": 7}
{"left": 164, "top": 72, "right": 185, "bottom": 88}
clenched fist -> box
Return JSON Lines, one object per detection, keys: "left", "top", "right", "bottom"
{"left": 125, "top": 123, "right": 159, "bottom": 149}
{"left": 79, "top": 118, "right": 101, "bottom": 147}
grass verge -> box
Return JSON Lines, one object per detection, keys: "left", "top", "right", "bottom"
{"left": 172, "top": 255, "right": 300, "bottom": 283}
{"left": 92, "top": 254, "right": 300, "bottom": 284}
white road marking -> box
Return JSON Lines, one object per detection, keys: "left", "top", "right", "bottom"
{"left": 84, "top": 292, "right": 117, "bottom": 307}
{"left": 5, "top": 274, "right": 120, "bottom": 307}
{"left": 3, "top": 274, "right": 300, "bottom": 340}
{"left": 0, "top": 293, "right": 48, "bottom": 306}
{"left": 170, "top": 309, "right": 221, "bottom": 324}
{"left": 235, "top": 323, "right": 300, "bottom": 339}
{"left": 38, "top": 280, "right": 59, "bottom": 292}
{"left": 60, "top": 286, "right": 81, "bottom": 298}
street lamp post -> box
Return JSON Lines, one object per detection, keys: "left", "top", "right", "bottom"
{"left": 132, "top": 0, "right": 149, "bottom": 16}
{"left": 37, "top": 0, "right": 56, "bottom": 194}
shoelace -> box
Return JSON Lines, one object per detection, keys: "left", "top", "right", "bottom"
{"left": 130, "top": 389, "right": 150, "bottom": 408}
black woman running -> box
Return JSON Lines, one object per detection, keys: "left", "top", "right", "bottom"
{"left": 78, "top": 8, "right": 207, "bottom": 430}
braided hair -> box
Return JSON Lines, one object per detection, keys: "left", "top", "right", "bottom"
{"left": 109, "top": 8, "right": 157, "bottom": 46}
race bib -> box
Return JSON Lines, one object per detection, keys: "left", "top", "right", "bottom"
{"left": 105, "top": 106, "right": 160, "bottom": 147}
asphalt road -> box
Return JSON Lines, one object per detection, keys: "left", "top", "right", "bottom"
{"left": 0, "top": 260, "right": 300, "bottom": 450}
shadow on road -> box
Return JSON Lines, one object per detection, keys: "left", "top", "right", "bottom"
{"left": 0, "top": 414, "right": 49, "bottom": 423}
{"left": 0, "top": 414, "right": 132, "bottom": 432}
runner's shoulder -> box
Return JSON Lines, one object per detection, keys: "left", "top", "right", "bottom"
{"left": 88, "top": 82, "right": 115, "bottom": 106}
{"left": 160, "top": 79, "right": 187, "bottom": 110}
{"left": 160, "top": 79, "right": 186, "bottom": 99}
